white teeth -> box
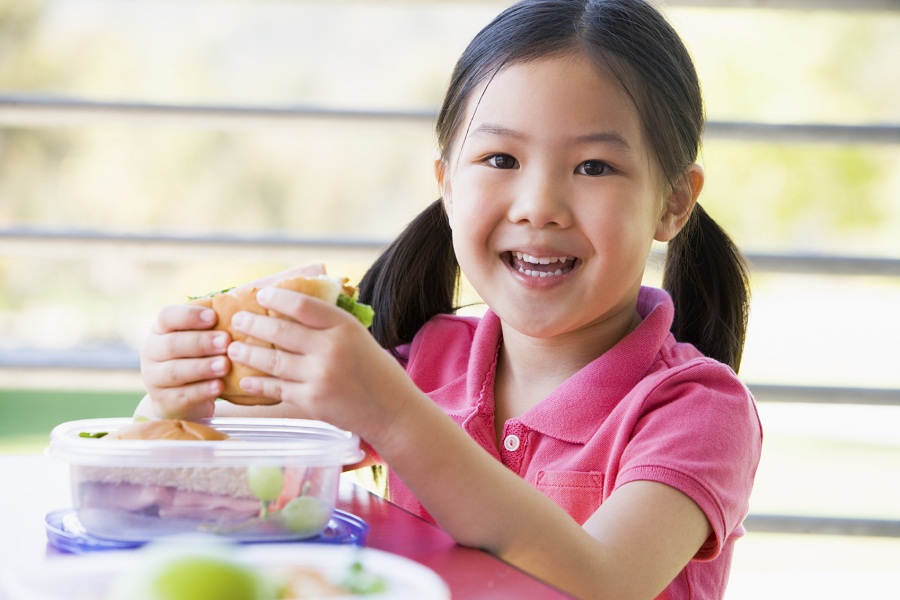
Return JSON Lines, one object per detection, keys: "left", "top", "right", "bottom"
{"left": 517, "top": 267, "right": 566, "bottom": 277}
{"left": 513, "top": 251, "right": 571, "bottom": 265}
{"left": 512, "top": 251, "right": 573, "bottom": 278}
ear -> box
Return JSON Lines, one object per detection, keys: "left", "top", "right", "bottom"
{"left": 434, "top": 152, "right": 452, "bottom": 216}
{"left": 655, "top": 163, "right": 704, "bottom": 242}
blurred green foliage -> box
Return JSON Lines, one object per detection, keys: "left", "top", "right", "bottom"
{"left": 700, "top": 141, "right": 894, "bottom": 250}
{"left": 0, "top": 388, "right": 141, "bottom": 437}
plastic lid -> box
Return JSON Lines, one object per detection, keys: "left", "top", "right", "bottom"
{"left": 45, "top": 508, "right": 368, "bottom": 552}
{"left": 48, "top": 418, "right": 364, "bottom": 467}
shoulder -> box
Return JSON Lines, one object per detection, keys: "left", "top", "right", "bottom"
{"left": 393, "top": 313, "right": 479, "bottom": 361}
{"left": 412, "top": 313, "right": 481, "bottom": 355}
{"left": 419, "top": 312, "right": 481, "bottom": 336}
{"left": 643, "top": 345, "right": 760, "bottom": 438}
{"left": 626, "top": 342, "right": 763, "bottom": 496}
{"left": 620, "top": 354, "right": 762, "bottom": 558}
{"left": 402, "top": 313, "right": 482, "bottom": 392}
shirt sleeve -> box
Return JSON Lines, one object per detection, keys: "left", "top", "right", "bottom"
{"left": 615, "top": 361, "right": 763, "bottom": 560}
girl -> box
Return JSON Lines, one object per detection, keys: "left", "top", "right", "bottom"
{"left": 138, "top": 1, "right": 762, "bottom": 598}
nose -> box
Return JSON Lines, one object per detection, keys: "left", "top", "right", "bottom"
{"left": 507, "top": 167, "right": 573, "bottom": 229}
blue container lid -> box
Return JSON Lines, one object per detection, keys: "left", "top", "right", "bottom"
{"left": 46, "top": 507, "right": 368, "bottom": 554}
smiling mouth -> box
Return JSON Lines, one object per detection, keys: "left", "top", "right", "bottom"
{"left": 506, "top": 251, "right": 577, "bottom": 278}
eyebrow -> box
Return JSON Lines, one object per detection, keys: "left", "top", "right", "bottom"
{"left": 467, "top": 122, "right": 636, "bottom": 155}
{"left": 574, "top": 131, "right": 636, "bottom": 155}
{"left": 467, "top": 122, "right": 528, "bottom": 141}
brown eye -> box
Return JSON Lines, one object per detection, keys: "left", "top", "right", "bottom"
{"left": 488, "top": 154, "right": 518, "bottom": 169}
{"left": 578, "top": 161, "right": 611, "bottom": 176}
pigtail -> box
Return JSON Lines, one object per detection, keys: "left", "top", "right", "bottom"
{"left": 358, "top": 199, "right": 459, "bottom": 354}
{"left": 663, "top": 204, "right": 750, "bottom": 372}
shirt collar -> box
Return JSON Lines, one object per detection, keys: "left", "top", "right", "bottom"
{"left": 469, "top": 287, "right": 676, "bottom": 443}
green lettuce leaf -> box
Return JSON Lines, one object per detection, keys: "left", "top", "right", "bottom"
{"left": 187, "top": 286, "right": 235, "bottom": 301}
{"left": 337, "top": 293, "right": 375, "bottom": 329}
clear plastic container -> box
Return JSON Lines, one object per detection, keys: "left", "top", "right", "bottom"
{"left": 48, "top": 418, "right": 364, "bottom": 543}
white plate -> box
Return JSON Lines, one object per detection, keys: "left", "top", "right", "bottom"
{"left": 0, "top": 543, "right": 450, "bottom": 600}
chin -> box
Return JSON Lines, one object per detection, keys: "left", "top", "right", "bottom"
{"left": 498, "top": 311, "right": 573, "bottom": 340}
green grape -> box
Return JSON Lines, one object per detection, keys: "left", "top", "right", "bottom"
{"left": 247, "top": 465, "right": 284, "bottom": 502}
{"left": 279, "top": 496, "right": 332, "bottom": 537}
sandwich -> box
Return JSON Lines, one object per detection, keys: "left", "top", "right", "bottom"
{"left": 189, "top": 273, "right": 374, "bottom": 406}
{"left": 76, "top": 420, "right": 326, "bottom": 533}
{"left": 71, "top": 419, "right": 337, "bottom": 542}
{"left": 76, "top": 419, "right": 260, "bottom": 526}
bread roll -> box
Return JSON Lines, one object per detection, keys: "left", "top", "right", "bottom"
{"left": 106, "top": 418, "right": 230, "bottom": 441}
{"left": 189, "top": 275, "right": 357, "bottom": 406}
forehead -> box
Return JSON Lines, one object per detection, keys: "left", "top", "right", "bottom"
{"left": 459, "top": 52, "right": 645, "bottom": 153}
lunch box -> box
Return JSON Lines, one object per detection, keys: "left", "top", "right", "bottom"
{"left": 47, "top": 418, "right": 365, "bottom": 544}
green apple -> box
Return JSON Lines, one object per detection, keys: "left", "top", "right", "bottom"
{"left": 107, "top": 552, "right": 270, "bottom": 600}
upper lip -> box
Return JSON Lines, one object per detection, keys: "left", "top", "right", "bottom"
{"left": 504, "top": 246, "right": 580, "bottom": 260}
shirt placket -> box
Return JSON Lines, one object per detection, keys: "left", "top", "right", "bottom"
{"left": 499, "top": 421, "right": 528, "bottom": 473}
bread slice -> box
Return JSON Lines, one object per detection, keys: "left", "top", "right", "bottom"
{"left": 78, "top": 420, "right": 253, "bottom": 500}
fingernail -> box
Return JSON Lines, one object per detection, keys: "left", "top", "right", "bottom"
{"left": 212, "top": 333, "right": 228, "bottom": 352}
{"left": 211, "top": 357, "right": 228, "bottom": 375}
{"left": 239, "top": 378, "right": 258, "bottom": 393}
{"left": 200, "top": 309, "right": 216, "bottom": 324}
{"left": 257, "top": 287, "right": 274, "bottom": 303}
{"left": 228, "top": 342, "right": 247, "bottom": 361}
{"left": 232, "top": 312, "right": 247, "bottom": 328}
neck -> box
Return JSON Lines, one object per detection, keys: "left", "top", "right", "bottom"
{"left": 493, "top": 308, "right": 642, "bottom": 441}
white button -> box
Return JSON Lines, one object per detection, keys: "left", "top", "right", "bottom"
{"left": 503, "top": 434, "right": 520, "bottom": 452}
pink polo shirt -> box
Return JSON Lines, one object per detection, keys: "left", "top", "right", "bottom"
{"left": 388, "top": 286, "right": 762, "bottom": 599}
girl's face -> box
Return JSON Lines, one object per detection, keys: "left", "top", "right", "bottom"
{"left": 439, "top": 52, "right": 696, "bottom": 341}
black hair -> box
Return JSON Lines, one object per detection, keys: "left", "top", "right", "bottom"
{"left": 359, "top": 198, "right": 457, "bottom": 354}
{"left": 359, "top": 0, "right": 750, "bottom": 371}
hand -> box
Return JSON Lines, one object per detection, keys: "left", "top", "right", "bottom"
{"left": 225, "top": 285, "right": 415, "bottom": 442}
{"left": 140, "top": 304, "right": 230, "bottom": 420}
{"left": 139, "top": 263, "right": 328, "bottom": 420}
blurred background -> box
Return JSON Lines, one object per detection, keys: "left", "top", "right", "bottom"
{"left": 0, "top": 0, "right": 898, "bottom": 597}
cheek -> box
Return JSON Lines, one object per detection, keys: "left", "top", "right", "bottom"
{"left": 441, "top": 193, "right": 453, "bottom": 221}
{"left": 448, "top": 169, "right": 508, "bottom": 216}
{"left": 445, "top": 189, "right": 495, "bottom": 271}
{"left": 444, "top": 173, "right": 482, "bottom": 226}
{"left": 576, "top": 192, "right": 659, "bottom": 256}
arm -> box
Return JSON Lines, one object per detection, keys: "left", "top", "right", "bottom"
{"left": 226, "top": 286, "right": 712, "bottom": 599}
{"left": 372, "top": 392, "right": 710, "bottom": 599}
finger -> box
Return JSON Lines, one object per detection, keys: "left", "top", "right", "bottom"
{"left": 229, "top": 309, "right": 317, "bottom": 354}
{"left": 143, "top": 355, "right": 230, "bottom": 390}
{"left": 153, "top": 304, "right": 217, "bottom": 334}
{"left": 151, "top": 380, "right": 222, "bottom": 421}
{"left": 235, "top": 375, "right": 297, "bottom": 407}
{"left": 256, "top": 286, "right": 350, "bottom": 331}
{"left": 228, "top": 341, "right": 304, "bottom": 382}
{"left": 144, "top": 329, "right": 230, "bottom": 362}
